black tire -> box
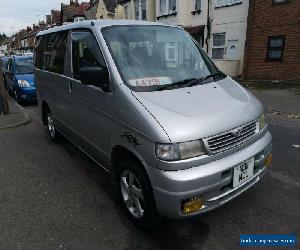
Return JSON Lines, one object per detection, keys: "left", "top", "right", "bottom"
{"left": 45, "top": 108, "right": 62, "bottom": 142}
{"left": 115, "top": 158, "right": 161, "bottom": 229}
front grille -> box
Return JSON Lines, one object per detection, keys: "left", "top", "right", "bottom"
{"left": 206, "top": 121, "right": 257, "bottom": 154}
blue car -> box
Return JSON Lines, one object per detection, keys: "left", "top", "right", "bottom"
{"left": 6, "top": 56, "right": 36, "bottom": 103}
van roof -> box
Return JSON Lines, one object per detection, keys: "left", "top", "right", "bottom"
{"left": 37, "top": 19, "right": 178, "bottom": 37}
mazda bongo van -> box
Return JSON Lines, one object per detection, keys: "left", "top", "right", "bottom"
{"left": 34, "top": 20, "right": 272, "bottom": 228}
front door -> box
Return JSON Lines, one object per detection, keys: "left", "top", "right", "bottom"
{"left": 68, "top": 29, "right": 113, "bottom": 168}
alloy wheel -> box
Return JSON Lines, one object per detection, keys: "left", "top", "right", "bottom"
{"left": 47, "top": 114, "right": 56, "bottom": 138}
{"left": 120, "top": 169, "right": 145, "bottom": 219}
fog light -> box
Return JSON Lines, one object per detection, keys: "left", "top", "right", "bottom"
{"left": 265, "top": 154, "right": 272, "bottom": 167}
{"left": 182, "top": 196, "right": 204, "bottom": 215}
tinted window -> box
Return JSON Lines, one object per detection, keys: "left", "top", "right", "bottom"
{"left": 71, "top": 31, "right": 105, "bottom": 80}
{"left": 34, "top": 31, "right": 67, "bottom": 74}
{"left": 8, "top": 59, "right": 13, "bottom": 72}
{"left": 34, "top": 36, "right": 43, "bottom": 69}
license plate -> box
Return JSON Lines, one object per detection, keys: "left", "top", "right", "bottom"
{"left": 233, "top": 158, "right": 254, "bottom": 188}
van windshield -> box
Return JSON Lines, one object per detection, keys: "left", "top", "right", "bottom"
{"left": 102, "top": 25, "right": 224, "bottom": 92}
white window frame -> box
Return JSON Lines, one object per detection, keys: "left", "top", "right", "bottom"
{"left": 215, "top": 0, "right": 242, "bottom": 8}
{"left": 195, "top": 0, "right": 201, "bottom": 10}
{"left": 160, "top": 0, "right": 177, "bottom": 15}
{"left": 212, "top": 33, "right": 226, "bottom": 60}
{"left": 124, "top": 5, "right": 128, "bottom": 19}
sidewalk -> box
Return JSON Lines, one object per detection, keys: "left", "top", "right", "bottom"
{"left": 0, "top": 95, "right": 30, "bottom": 130}
{"left": 236, "top": 80, "right": 300, "bottom": 117}
{"left": 250, "top": 88, "right": 300, "bottom": 117}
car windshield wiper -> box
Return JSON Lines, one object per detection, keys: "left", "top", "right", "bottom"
{"left": 155, "top": 72, "right": 226, "bottom": 91}
{"left": 156, "top": 78, "right": 197, "bottom": 91}
{"left": 186, "top": 72, "right": 226, "bottom": 88}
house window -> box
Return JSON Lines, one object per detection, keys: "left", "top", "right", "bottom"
{"left": 169, "top": 0, "right": 176, "bottom": 12}
{"left": 160, "top": 0, "right": 167, "bottom": 13}
{"left": 216, "top": 0, "right": 242, "bottom": 8}
{"left": 212, "top": 33, "right": 225, "bottom": 59}
{"left": 273, "top": 0, "right": 290, "bottom": 3}
{"left": 135, "top": 0, "right": 147, "bottom": 20}
{"left": 195, "top": 0, "right": 201, "bottom": 10}
{"left": 266, "top": 36, "right": 285, "bottom": 61}
{"left": 124, "top": 5, "right": 128, "bottom": 19}
{"left": 160, "top": 0, "right": 176, "bottom": 14}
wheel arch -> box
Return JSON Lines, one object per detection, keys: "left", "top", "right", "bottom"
{"left": 110, "top": 145, "right": 153, "bottom": 186}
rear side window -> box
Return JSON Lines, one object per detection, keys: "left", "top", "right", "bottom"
{"left": 34, "top": 36, "right": 43, "bottom": 69}
{"left": 34, "top": 31, "right": 68, "bottom": 74}
{"left": 71, "top": 31, "right": 105, "bottom": 80}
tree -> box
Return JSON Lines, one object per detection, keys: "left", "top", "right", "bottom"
{"left": 0, "top": 33, "right": 8, "bottom": 44}
{"left": 0, "top": 60, "right": 9, "bottom": 115}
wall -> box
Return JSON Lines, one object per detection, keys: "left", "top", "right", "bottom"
{"left": 209, "top": 0, "right": 250, "bottom": 76}
{"left": 115, "top": 0, "right": 156, "bottom": 21}
{"left": 85, "top": 3, "right": 98, "bottom": 19}
{"left": 178, "top": 0, "right": 207, "bottom": 27}
{"left": 244, "top": 0, "right": 300, "bottom": 80}
{"left": 95, "top": 0, "right": 114, "bottom": 19}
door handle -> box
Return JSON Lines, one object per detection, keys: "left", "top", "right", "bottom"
{"left": 69, "top": 81, "right": 73, "bottom": 93}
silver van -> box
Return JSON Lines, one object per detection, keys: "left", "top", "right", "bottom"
{"left": 35, "top": 20, "right": 272, "bottom": 228}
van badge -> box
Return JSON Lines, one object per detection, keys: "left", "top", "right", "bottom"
{"left": 121, "top": 132, "right": 140, "bottom": 146}
{"left": 232, "top": 128, "right": 242, "bottom": 137}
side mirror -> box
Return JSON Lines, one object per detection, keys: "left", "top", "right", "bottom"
{"left": 79, "top": 66, "right": 109, "bottom": 91}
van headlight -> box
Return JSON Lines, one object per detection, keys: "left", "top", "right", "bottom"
{"left": 258, "top": 114, "right": 266, "bottom": 131}
{"left": 18, "top": 80, "right": 30, "bottom": 87}
{"left": 156, "top": 140, "right": 206, "bottom": 161}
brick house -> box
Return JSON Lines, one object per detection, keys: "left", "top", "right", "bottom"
{"left": 61, "top": 0, "right": 90, "bottom": 22}
{"left": 243, "top": 0, "right": 300, "bottom": 80}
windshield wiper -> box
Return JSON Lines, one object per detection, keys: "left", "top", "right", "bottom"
{"left": 156, "top": 78, "right": 197, "bottom": 91}
{"left": 155, "top": 72, "right": 226, "bottom": 91}
{"left": 186, "top": 72, "right": 226, "bottom": 88}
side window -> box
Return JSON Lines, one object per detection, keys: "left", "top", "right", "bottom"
{"left": 8, "top": 59, "right": 13, "bottom": 72}
{"left": 34, "top": 36, "right": 44, "bottom": 69}
{"left": 39, "top": 32, "right": 67, "bottom": 74}
{"left": 71, "top": 31, "right": 105, "bottom": 80}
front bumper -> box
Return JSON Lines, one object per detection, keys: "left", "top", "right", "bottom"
{"left": 17, "top": 87, "right": 37, "bottom": 102}
{"left": 145, "top": 131, "right": 272, "bottom": 219}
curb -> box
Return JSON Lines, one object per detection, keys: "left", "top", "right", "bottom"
{"left": 0, "top": 102, "right": 31, "bottom": 131}
{"left": 266, "top": 108, "right": 300, "bottom": 120}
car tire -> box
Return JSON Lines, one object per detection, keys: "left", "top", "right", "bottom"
{"left": 115, "top": 158, "right": 161, "bottom": 229}
{"left": 45, "top": 108, "right": 62, "bottom": 142}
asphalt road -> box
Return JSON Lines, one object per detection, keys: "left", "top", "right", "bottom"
{"left": 0, "top": 103, "right": 299, "bottom": 250}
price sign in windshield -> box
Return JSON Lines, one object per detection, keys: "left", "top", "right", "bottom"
{"left": 129, "top": 77, "right": 172, "bottom": 87}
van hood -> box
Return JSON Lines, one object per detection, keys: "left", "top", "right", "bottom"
{"left": 132, "top": 77, "right": 263, "bottom": 143}
{"left": 15, "top": 74, "right": 35, "bottom": 87}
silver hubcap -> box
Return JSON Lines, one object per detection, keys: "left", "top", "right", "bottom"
{"left": 120, "top": 170, "right": 145, "bottom": 219}
{"left": 47, "top": 114, "right": 56, "bottom": 138}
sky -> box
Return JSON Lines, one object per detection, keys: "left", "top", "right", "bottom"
{"left": 0, "top": 0, "right": 84, "bottom": 36}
